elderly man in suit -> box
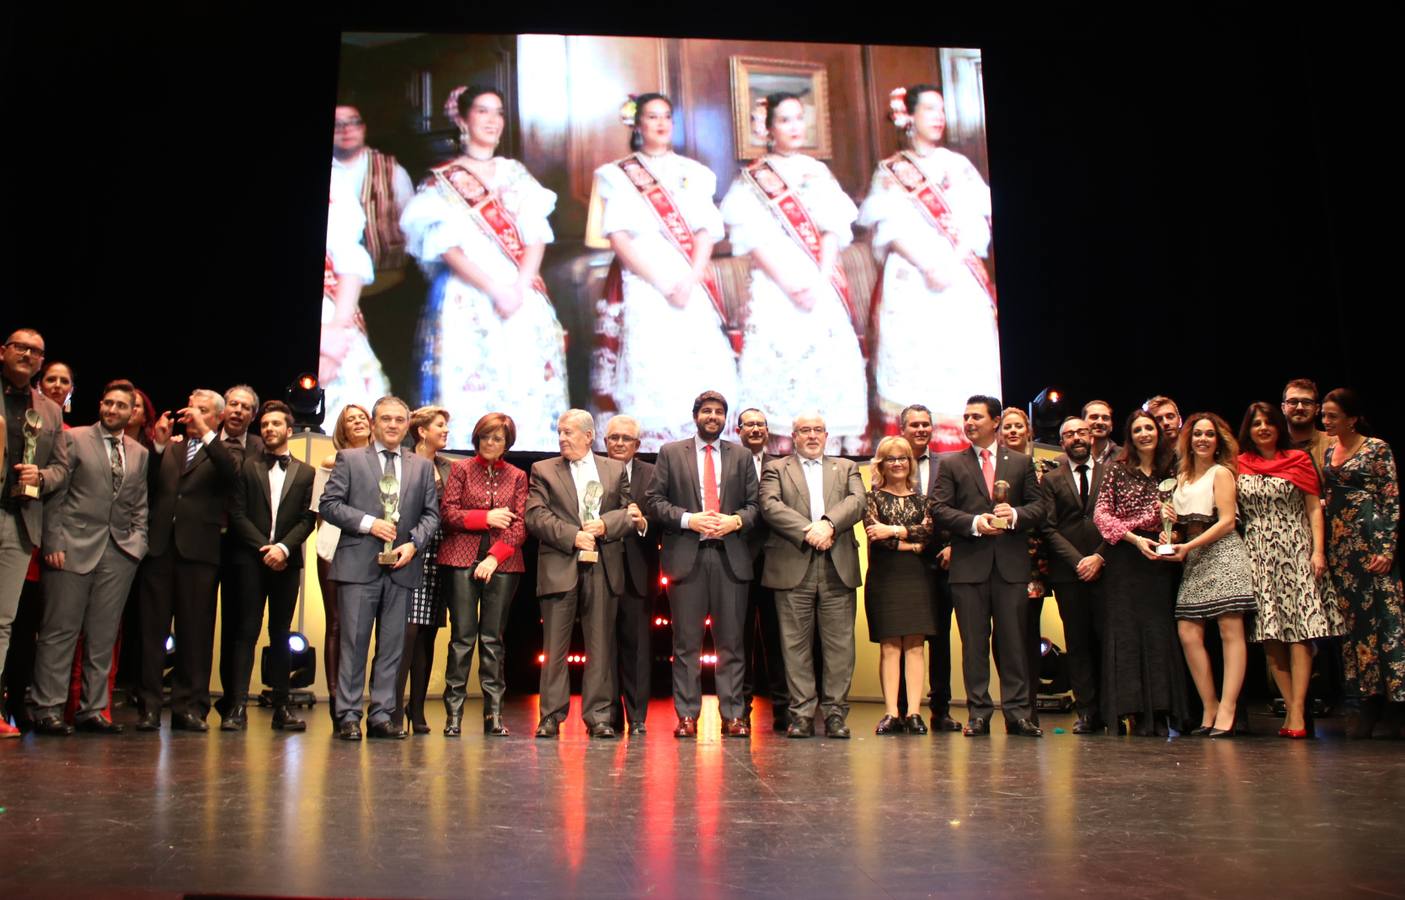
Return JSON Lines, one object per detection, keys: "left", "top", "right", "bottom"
{"left": 603, "top": 414, "right": 657, "bottom": 735}
{"left": 1039, "top": 416, "right": 1110, "bottom": 734}
{"left": 933, "top": 394, "right": 1049, "bottom": 738}
{"left": 220, "top": 400, "right": 317, "bottom": 732}
{"left": 738, "top": 407, "right": 789, "bottom": 732}
{"left": 319, "top": 395, "right": 439, "bottom": 741}
{"left": 526, "top": 409, "right": 638, "bottom": 739}
{"left": 0, "top": 328, "right": 69, "bottom": 737}
{"left": 29, "top": 380, "right": 147, "bottom": 735}
{"left": 759, "top": 413, "right": 866, "bottom": 739}
{"left": 645, "top": 390, "right": 759, "bottom": 739}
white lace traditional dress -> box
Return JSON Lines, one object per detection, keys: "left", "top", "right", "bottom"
{"left": 400, "top": 158, "right": 568, "bottom": 451}
{"left": 720, "top": 153, "right": 865, "bottom": 443}
{"left": 322, "top": 185, "right": 389, "bottom": 419}
{"left": 593, "top": 152, "right": 737, "bottom": 450}
{"left": 856, "top": 147, "right": 999, "bottom": 432}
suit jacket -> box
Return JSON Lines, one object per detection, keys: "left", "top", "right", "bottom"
{"left": 919, "top": 449, "right": 952, "bottom": 571}
{"left": 933, "top": 444, "right": 1049, "bottom": 585}
{"left": 645, "top": 437, "right": 759, "bottom": 582}
{"left": 219, "top": 430, "right": 265, "bottom": 469}
{"left": 622, "top": 457, "right": 660, "bottom": 598}
{"left": 7, "top": 387, "right": 69, "bottom": 545}
{"left": 1038, "top": 455, "right": 1109, "bottom": 583}
{"left": 40, "top": 424, "right": 148, "bottom": 574}
{"left": 745, "top": 452, "right": 782, "bottom": 565}
{"left": 525, "top": 454, "right": 632, "bottom": 596}
{"left": 319, "top": 444, "right": 440, "bottom": 587}
{"left": 228, "top": 453, "right": 317, "bottom": 570}
{"left": 759, "top": 454, "right": 866, "bottom": 590}
{"left": 147, "top": 432, "right": 239, "bottom": 565}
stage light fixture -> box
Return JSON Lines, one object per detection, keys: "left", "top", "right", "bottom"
{"left": 653, "top": 616, "right": 670, "bottom": 627}
{"left": 700, "top": 653, "right": 718, "bottom": 666}
{"left": 659, "top": 575, "right": 669, "bottom": 587}
{"left": 258, "top": 631, "right": 317, "bottom": 708}
{"left": 1028, "top": 386, "right": 1066, "bottom": 445}
{"left": 285, "top": 373, "right": 326, "bottom": 433}
{"left": 1035, "top": 637, "right": 1074, "bottom": 711}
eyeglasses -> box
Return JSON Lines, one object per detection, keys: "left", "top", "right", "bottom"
{"left": 1283, "top": 398, "right": 1317, "bottom": 408}
{"left": 794, "top": 426, "right": 826, "bottom": 436}
{"left": 4, "top": 341, "right": 44, "bottom": 358}
{"left": 333, "top": 117, "right": 365, "bottom": 131}
{"left": 739, "top": 421, "right": 767, "bottom": 430}
{"left": 1061, "top": 428, "right": 1092, "bottom": 439}
{"left": 605, "top": 434, "right": 638, "bottom": 444}
{"left": 881, "top": 457, "right": 910, "bottom": 465}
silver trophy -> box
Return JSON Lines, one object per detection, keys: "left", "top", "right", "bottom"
{"left": 1155, "top": 478, "right": 1178, "bottom": 556}
{"left": 11, "top": 409, "right": 42, "bottom": 500}
{"left": 578, "top": 480, "right": 603, "bottom": 564}
{"left": 376, "top": 472, "right": 401, "bottom": 565}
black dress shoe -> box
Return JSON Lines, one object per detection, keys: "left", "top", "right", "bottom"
{"left": 627, "top": 721, "right": 646, "bottom": 736}
{"left": 535, "top": 717, "right": 560, "bottom": 738}
{"left": 272, "top": 707, "right": 306, "bottom": 732}
{"left": 485, "top": 714, "right": 509, "bottom": 737}
{"left": 875, "top": 714, "right": 905, "bottom": 735}
{"left": 589, "top": 722, "right": 617, "bottom": 739}
{"left": 963, "top": 717, "right": 989, "bottom": 736}
{"left": 1209, "top": 726, "right": 1235, "bottom": 738}
{"left": 220, "top": 706, "right": 247, "bottom": 732}
{"left": 367, "top": 719, "right": 408, "bottom": 740}
{"left": 1007, "top": 717, "right": 1043, "bottom": 737}
{"left": 935, "top": 713, "right": 964, "bottom": 732}
{"left": 411, "top": 721, "right": 431, "bottom": 735}
{"left": 825, "top": 714, "right": 851, "bottom": 739}
{"left": 35, "top": 716, "right": 74, "bottom": 736}
{"left": 787, "top": 718, "right": 815, "bottom": 738}
{"left": 135, "top": 711, "right": 160, "bottom": 732}
{"left": 903, "top": 714, "right": 928, "bottom": 735}
{"left": 76, "top": 716, "right": 124, "bottom": 735}
{"left": 171, "top": 712, "right": 209, "bottom": 733}
{"left": 1189, "top": 724, "right": 1214, "bottom": 736}
{"left": 444, "top": 715, "right": 462, "bottom": 737}
{"left": 673, "top": 716, "right": 697, "bottom": 738}
{"left": 338, "top": 720, "right": 362, "bottom": 741}
{"left": 1071, "top": 715, "right": 1102, "bottom": 735}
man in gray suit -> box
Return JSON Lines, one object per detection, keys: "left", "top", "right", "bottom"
{"left": 759, "top": 413, "right": 866, "bottom": 739}
{"left": 1, "top": 327, "right": 68, "bottom": 738}
{"left": 319, "top": 395, "right": 439, "bottom": 741}
{"left": 30, "top": 380, "right": 148, "bottom": 735}
{"left": 525, "top": 409, "right": 638, "bottom": 739}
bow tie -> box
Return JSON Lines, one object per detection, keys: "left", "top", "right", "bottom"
{"left": 265, "top": 453, "right": 291, "bottom": 470}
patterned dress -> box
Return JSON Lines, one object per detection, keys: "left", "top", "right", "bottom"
{"left": 1171, "top": 464, "right": 1256, "bottom": 620}
{"left": 1238, "top": 465, "right": 1345, "bottom": 642}
{"left": 863, "top": 490, "right": 937, "bottom": 640}
{"left": 408, "top": 457, "right": 450, "bottom": 627}
{"left": 1323, "top": 437, "right": 1405, "bottom": 701}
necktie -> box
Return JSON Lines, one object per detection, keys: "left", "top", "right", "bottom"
{"left": 702, "top": 445, "right": 720, "bottom": 513}
{"left": 224, "top": 434, "right": 242, "bottom": 458}
{"left": 108, "top": 436, "right": 124, "bottom": 494}
{"left": 184, "top": 438, "right": 200, "bottom": 469}
{"left": 266, "top": 453, "right": 291, "bottom": 470}
{"left": 1076, "top": 463, "right": 1089, "bottom": 508}
{"left": 381, "top": 449, "right": 397, "bottom": 479}
{"left": 980, "top": 448, "right": 995, "bottom": 497}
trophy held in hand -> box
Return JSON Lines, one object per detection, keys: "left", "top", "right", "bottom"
{"left": 578, "top": 480, "right": 602, "bottom": 564}
{"left": 990, "top": 479, "right": 1013, "bottom": 530}
{"left": 376, "top": 472, "right": 401, "bottom": 565}
{"left": 1155, "top": 478, "right": 1178, "bottom": 556}
{"left": 11, "top": 409, "right": 43, "bottom": 500}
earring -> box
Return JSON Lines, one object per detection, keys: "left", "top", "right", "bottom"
{"left": 766, "top": 135, "right": 775, "bottom": 153}
{"left": 458, "top": 129, "right": 470, "bottom": 155}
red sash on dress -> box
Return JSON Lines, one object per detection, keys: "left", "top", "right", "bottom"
{"left": 741, "top": 158, "right": 856, "bottom": 327}
{"left": 878, "top": 151, "right": 996, "bottom": 307}
{"left": 431, "top": 162, "right": 548, "bottom": 294}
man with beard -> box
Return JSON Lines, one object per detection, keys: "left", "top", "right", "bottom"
{"left": 1145, "top": 396, "right": 1182, "bottom": 443}
{"left": 1081, "top": 400, "right": 1119, "bottom": 465}
{"left": 1039, "top": 416, "right": 1109, "bottom": 733}
{"left": 1281, "top": 378, "right": 1329, "bottom": 472}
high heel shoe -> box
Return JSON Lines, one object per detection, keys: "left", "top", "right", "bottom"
{"left": 1278, "top": 727, "right": 1308, "bottom": 739}
{"left": 1209, "top": 726, "right": 1235, "bottom": 738}
{"left": 1190, "top": 724, "right": 1214, "bottom": 736}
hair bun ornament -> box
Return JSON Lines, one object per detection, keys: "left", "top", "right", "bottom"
{"left": 888, "top": 87, "right": 911, "bottom": 130}
{"left": 619, "top": 94, "right": 639, "bottom": 128}
{"left": 751, "top": 97, "right": 769, "bottom": 141}
{"left": 445, "top": 85, "right": 468, "bottom": 124}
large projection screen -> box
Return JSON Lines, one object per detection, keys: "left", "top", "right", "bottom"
{"left": 324, "top": 33, "right": 998, "bottom": 454}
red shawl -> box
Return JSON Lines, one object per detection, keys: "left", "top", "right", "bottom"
{"left": 1237, "top": 448, "right": 1319, "bottom": 496}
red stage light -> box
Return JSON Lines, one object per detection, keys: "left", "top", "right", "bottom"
{"left": 298, "top": 374, "right": 318, "bottom": 390}
{"left": 659, "top": 575, "right": 669, "bottom": 587}
{"left": 704, "top": 616, "right": 712, "bottom": 627}
{"left": 653, "top": 617, "right": 670, "bottom": 627}
{"left": 700, "top": 654, "right": 718, "bottom": 665}
{"left": 1049, "top": 390, "right": 1061, "bottom": 403}
{"left": 537, "top": 653, "right": 546, "bottom": 665}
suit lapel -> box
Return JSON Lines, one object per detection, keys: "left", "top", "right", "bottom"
{"left": 717, "top": 441, "right": 731, "bottom": 511}
{"left": 822, "top": 456, "right": 838, "bottom": 507}
{"left": 554, "top": 457, "right": 581, "bottom": 525}
{"left": 1087, "top": 460, "right": 1105, "bottom": 513}
{"left": 783, "top": 456, "right": 811, "bottom": 513}
{"left": 968, "top": 447, "right": 991, "bottom": 503}
{"left": 279, "top": 458, "right": 301, "bottom": 507}
{"left": 683, "top": 440, "right": 702, "bottom": 511}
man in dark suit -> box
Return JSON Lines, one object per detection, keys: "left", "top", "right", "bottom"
{"left": 0, "top": 328, "right": 69, "bottom": 737}
{"left": 933, "top": 394, "right": 1049, "bottom": 737}
{"left": 759, "top": 413, "right": 866, "bottom": 739}
{"left": 738, "top": 406, "right": 788, "bottom": 732}
{"left": 215, "top": 384, "right": 264, "bottom": 695}
{"left": 902, "top": 403, "right": 962, "bottom": 732}
{"left": 219, "top": 400, "right": 317, "bottom": 732}
{"left": 526, "top": 409, "right": 638, "bottom": 739}
{"left": 603, "top": 414, "right": 657, "bottom": 735}
{"left": 30, "top": 380, "right": 147, "bottom": 735}
{"left": 136, "top": 388, "right": 238, "bottom": 732}
{"left": 645, "top": 391, "right": 759, "bottom": 739}
{"left": 1040, "top": 416, "right": 1109, "bottom": 734}
{"left": 217, "top": 385, "right": 264, "bottom": 465}
{"left": 319, "top": 395, "right": 439, "bottom": 741}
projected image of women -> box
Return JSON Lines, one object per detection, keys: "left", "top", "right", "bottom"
{"left": 320, "top": 183, "right": 390, "bottom": 417}
{"left": 858, "top": 85, "right": 999, "bottom": 449}
{"left": 401, "top": 85, "right": 569, "bottom": 450}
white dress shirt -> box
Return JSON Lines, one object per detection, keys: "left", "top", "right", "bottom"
{"left": 800, "top": 455, "right": 826, "bottom": 523}
{"left": 267, "top": 458, "right": 290, "bottom": 556}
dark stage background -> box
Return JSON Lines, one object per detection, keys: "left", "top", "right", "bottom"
{"left": 2, "top": 9, "right": 1396, "bottom": 449}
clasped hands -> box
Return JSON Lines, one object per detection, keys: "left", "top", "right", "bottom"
{"left": 371, "top": 518, "right": 416, "bottom": 569}
{"left": 688, "top": 511, "right": 742, "bottom": 540}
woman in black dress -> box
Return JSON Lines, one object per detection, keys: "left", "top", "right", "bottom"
{"left": 1092, "top": 409, "right": 1189, "bottom": 735}
{"left": 864, "top": 436, "right": 938, "bottom": 735}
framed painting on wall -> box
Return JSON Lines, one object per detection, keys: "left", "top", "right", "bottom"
{"left": 729, "top": 56, "right": 832, "bottom": 159}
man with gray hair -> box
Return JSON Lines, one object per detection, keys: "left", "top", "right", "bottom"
{"left": 218, "top": 384, "right": 263, "bottom": 465}
{"left": 215, "top": 383, "right": 263, "bottom": 725}
{"left": 602, "top": 413, "right": 657, "bottom": 734}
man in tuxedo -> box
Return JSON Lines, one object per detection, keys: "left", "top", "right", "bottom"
{"left": 319, "top": 396, "right": 438, "bottom": 741}
{"left": 1039, "top": 416, "right": 1108, "bottom": 734}
{"left": 219, "top": 401, "right": 317, "bottom": 732}
{"left": 136, "top": 388, "right": 238, "bottom": 732}
{"left": 738, "top": 406, "right": 788, "bottom": 732}
{"left": 902, "top": 403, "right": 961, "bottom": 732}
{"left": 30, "top": 380, "right": 147, "bottom": 736}
{"left": 1081, "top": 400, "right": 1119, "bottom": 465}
{"left": 933, "top": 394, "right": 1049, "bottom": 737}
{"left": 603, "top": 414, "right": 656, "bottom": 735}
{"left": 526, "top": 409, "right": 638, "bottom": 739}
{"left": 759, "top": 413, "right": 866, "bottom": 738}
{"left": 0, "top": 328, "right": 68, "bottom": 738}
{"left": 645, "top": 391, "right": 758, "bottom": 738}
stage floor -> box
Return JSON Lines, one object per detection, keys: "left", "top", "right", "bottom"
{"left": 2, "top": 698, "right": 1403, "bottom": 899}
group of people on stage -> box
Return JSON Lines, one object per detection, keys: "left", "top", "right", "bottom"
{"left": 323, "top": 82, "right": 999, "bottom": 453}
{"left": 4, "top": 324, "right": 1402, "bottom": 745}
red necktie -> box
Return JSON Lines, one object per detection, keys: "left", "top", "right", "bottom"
{"left": 703, "top": 445, "right": 720, "bottom": 513}
{"left": 980, "top": 448, "right": 995, "bottom": 497}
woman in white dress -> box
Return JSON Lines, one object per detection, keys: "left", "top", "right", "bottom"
{"left": 319, "top": 182, "right": 390, "bottom": 417}
{"left": 857, "top": 84, "right": 999, "bottom": 449}
{"left": 721, "top": 92, "right": 864, "bottom": 454}
{"left": 401, "top": 85, "right": 568, "bottom": 451}
{"left": 591, "top": 92, "right": 737, "bottom": 450}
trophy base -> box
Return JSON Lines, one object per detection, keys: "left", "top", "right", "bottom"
{"left": 1154, "top": 544, "right": 1177, "bottom": 557}
{"left": 377, "top": 551, "right": 400, "bottom": 566}
{"left": 578, "top": 550, "right": 599, "bottom": 564}
{"left": 992, "top": 516, "right": 1012, "bottom": 530}
{"left": 10, "top": 483, "right": 40, "bottom": 500}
